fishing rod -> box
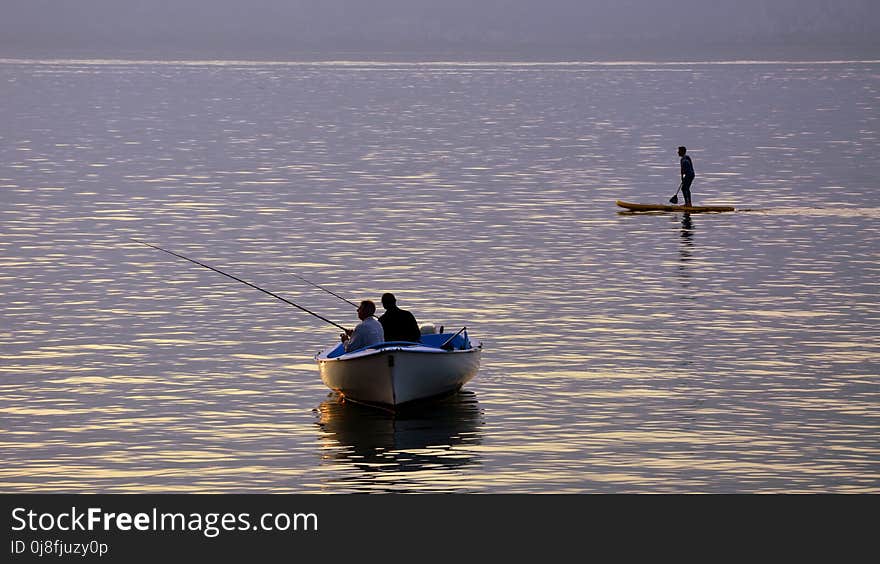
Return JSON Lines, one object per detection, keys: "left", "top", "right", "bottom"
{"left": 280, "top": 269, "right": 358, "bottom": 308}
{"left": 130, "top": 239, "right": 349, "bottom": 332}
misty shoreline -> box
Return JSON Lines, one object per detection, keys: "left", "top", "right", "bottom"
{"left": 2, "top": 37, "right": 878, "bottom": 65}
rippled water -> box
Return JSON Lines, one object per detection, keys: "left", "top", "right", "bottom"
{"left": 1, "top": 60, "right": 878, "bottom": 493}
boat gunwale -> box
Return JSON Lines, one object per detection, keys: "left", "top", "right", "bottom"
{"left": 315, "top": 341, "right": 483, "bottom": 362}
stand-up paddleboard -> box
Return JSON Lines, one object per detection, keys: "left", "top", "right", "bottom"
{"left": 616, "top": 200, "right": 736, "bottom": 213}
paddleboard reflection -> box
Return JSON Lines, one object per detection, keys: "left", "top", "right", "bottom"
{"left": 314, "top": 390, "right": 484, "bottom": 484}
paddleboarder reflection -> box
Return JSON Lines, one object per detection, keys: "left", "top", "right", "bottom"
{"left": 314, "top": 391, "right": 484, "bottom": 490}
{"left": 680, "top": 213, "right": 694, "bottom": 247}
{"left": 677, "top": 213, "right": 695, "bottom": 287}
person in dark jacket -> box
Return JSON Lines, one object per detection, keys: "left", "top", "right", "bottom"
{"left": 378, "top": 293, "right": 421, "bottom": 343}
{"left": 678, "top": 146, "right": 696, "bottom": 207}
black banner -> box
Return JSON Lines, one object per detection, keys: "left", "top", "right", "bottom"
{"left": 1, "top": 494, "right": 872, "bottom": 561}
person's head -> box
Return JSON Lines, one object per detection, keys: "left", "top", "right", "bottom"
{"left": 381, "top": 292, "right": 397, "bottom": 309}
{"left": 678, "top": 146, "right": 687, "bottom": 156}
{"left": 357, "top": 300, "right": 376, "bottom": 320}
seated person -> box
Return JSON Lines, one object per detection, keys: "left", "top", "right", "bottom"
{"left": 341, "top": 300, "right": 385, "bottom": 352}
{"left": 378, "top": 293, "right": 422, "bottom": 343}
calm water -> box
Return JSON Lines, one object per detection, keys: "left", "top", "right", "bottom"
{"left": 1, "top": 59, "right": 878, "bottom": 493}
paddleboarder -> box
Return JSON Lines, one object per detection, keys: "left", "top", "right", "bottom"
{"left": 678, "top": 146, "right": 695, "bottom": 207}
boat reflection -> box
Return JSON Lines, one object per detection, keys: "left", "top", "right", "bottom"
{"left": 314, "top": 390, "right": 484, "bottom": 480}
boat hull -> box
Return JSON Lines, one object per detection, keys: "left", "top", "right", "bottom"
{"left": 316, "top": 343, "right": 482, "bottom": 407}
{"left": 616, "top": 200, "right": 735, "bottom": 213}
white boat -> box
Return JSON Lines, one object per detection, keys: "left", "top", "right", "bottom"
{"left": 315, "top": 328, "right": 482, "bottom": 408}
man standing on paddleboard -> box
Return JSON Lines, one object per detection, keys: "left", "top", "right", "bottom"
{"left": 678, "top": 146, "right": 695, "bottom": 207}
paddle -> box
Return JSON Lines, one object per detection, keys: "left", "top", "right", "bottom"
{"left": 669, "top": 181, "right": 682, "bottom": 204}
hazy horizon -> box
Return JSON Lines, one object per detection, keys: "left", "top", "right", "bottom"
{"left": 3, "top": 0, "right": 879, "bottom": 61}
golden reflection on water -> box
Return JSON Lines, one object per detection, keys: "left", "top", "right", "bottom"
{"left": 1, "top": 60, "right": 878, "bottom": 492}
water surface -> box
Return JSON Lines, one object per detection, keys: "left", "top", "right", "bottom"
{"left": 1, "top": 60, "right": 878, "bottom": 492}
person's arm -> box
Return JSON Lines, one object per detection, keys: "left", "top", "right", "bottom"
{"left": 407, "top": 312, "right": 421, "bottom": 342}
{"left": 682, "top": 156, "right": 694, "bottom": 177}
{"left": 343, "top": 326, "right": 364, "bottom": 352}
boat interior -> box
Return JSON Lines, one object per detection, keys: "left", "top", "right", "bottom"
{"left": 326, "top": 331, "right": 476, "bottom": 358}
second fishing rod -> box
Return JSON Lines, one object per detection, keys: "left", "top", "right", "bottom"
{"left": 131, "top": 239, "right": 350, "bottom": 332}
